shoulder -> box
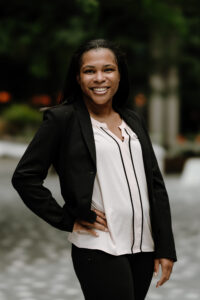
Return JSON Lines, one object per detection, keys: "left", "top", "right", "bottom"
{"left": 126, "top": 108, "right": 141, "bottom": 119}
{"left": 120, "top": 106, "right": 149, "bottom": 134}
{"left": 42, "top": 101, "right": 75, "bottom": 123}
{"left": 121, "top": 107, "right": 143, "bottom": 124}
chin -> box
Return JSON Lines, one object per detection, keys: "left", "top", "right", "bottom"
{"left": 92, "top": 94, "right": 113, "bottom": 104}
{"left": 93, "top": 98, "right": 112, "bottom": 106}
{"left": 83, "top": 91, "right": 114, "bottom": 107}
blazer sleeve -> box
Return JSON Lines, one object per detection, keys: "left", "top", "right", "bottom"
{"left": 140, "top": 117, "right": 177, "bottom": 262}
{"left": 11, "top": 109, "right": 76, "bottom": 232}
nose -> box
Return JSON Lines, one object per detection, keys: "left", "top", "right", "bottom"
{"left": 94, "top": 71, "right": 105, "bottom": 83}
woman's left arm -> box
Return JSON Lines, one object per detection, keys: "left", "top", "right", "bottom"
{"left": 140, "top": 116, "right": 177, "bottom": 263}
{"left": 139, "top": 117, "right": 177, "bottom": 286}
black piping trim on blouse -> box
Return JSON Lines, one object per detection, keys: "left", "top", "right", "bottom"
{"left": 125, "top": 128, "right": 144, "bottom": 252}
{"left": 100, "top": 127, "right": 135, "bottom": 253}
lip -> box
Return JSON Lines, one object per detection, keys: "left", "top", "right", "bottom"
{"left": 90, "top": 87, "right": 109, "bottom": 90}
{"left": 90, "top": 87, "right": 110, "bottom": 95}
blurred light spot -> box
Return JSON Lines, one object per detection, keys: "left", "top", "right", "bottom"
{"left": 134, "top": 93, "right": 147, "bottom": 107}
{"left": 176, "top": 134, "right": 187, "bottom": 144}
{"left": 31, "top": 94, "right": 52, "bottom": 106}
{"left": 195, "top": 134, "right": 200, "bottom": 143}
{"left": 0, "top": 91, "right": 11, "bottom": 103}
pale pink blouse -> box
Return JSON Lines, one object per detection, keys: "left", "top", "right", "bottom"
{"left": 68, "top": 117, "right": 154, "bottom": 255}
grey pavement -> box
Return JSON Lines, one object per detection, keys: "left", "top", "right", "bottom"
{"left": 0, "top": 157, "right": 200, "bottom": 300}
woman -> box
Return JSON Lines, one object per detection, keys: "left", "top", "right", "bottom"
{"left": 12, "top": 39, "right": 177, "bottom": 300}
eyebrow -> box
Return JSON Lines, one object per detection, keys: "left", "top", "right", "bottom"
{"left": 82, "top": 64, "right": 116, "bottom": 69}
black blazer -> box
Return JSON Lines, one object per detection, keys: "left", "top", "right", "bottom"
{"left": 12, "top": 99, "right": 177, "bottom": 261}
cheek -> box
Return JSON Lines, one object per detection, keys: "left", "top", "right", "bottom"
{"left": 79, "top": 78, "right": 89, "bottom": 91}
{"left": 111, "top": 73, "right": 120, "bottom": 86}
{"left": 113, "top": 76, "right": 120, "bottom": 89}
{"left": 82, "top": 75, "right": 91, "bottom": 85}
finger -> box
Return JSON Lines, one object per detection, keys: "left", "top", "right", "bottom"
{"left": 78, "top": 220, "right": 94, "bottom": 227}
{"left": 156, "top": 263, "right": 173, "bottom": 288}
{"left": 90, "top": 221, "right": 109, "bottom": 232}
{"left": 96, "top": 215, "right": 108, "bottom": 227}
{"left": 73, "top": 222, "right": 88, "bottom": 233}
{"left": 94, "top": 209, "right": 107, "bottom": 219}
{"left": 156, "top": 271, "right": 170, "bottom": 288}
{"left": 74, "top": 223, "right": 99, "bottom": 237}
{"left": 79, "top": 219, "right": 108, "bottom": 232}
{"left": 154, "top": 259, "right": 159, "bottom": 277}
{"left": 85, "top": 227, "right": 99, "bottom": 237}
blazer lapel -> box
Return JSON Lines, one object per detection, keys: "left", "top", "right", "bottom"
{"left": 73, "top": 99, "right": 96, "bottom": 167}
{"left": 116, "top": 107, "right": 146, "bottom": 145}
{"left": 115, "top": 107, "right": 151, "bottom": 174}
{"left": 73, "top": 101, "right": 149, "bottom": 171}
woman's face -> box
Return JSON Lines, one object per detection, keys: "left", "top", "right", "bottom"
{"left": 77, "top": 48, "right": 120, "bottom": 109}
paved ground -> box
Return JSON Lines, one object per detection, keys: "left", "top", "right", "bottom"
{"left": 0, "top": 157, "right": 200, "bottom": 300}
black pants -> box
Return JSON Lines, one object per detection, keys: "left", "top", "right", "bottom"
{"left": 71, "top": 244, "right": 154, "bottom": 300}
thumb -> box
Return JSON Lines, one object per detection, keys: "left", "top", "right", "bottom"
{"left": 154, "top": 259, "right": 159, "bottom": 276}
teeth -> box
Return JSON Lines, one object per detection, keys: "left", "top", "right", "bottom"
{"left": 92, "top": 87, "right": 108, "bottom": 95}
{"left": 93, "top": 88, "right": 107, "bottom": 91}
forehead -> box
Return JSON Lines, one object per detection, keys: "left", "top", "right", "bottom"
{"left": 81, "top": 48, "right": 117, "bottom": 67}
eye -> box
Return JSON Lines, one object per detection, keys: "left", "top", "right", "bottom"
{"left": 84, "top": 69, "right": 95, "bottom": 74}
{"left": 104, "top": 68, "right": 115, "bottom": 72}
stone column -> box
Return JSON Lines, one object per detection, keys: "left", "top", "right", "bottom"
{"left": 148, "top": 33, "right": 180, "bottom": 148}
{"left": 165, "top": 67, "right": 180, "bottom": 148}
{"left": 149, "top": 74, "right": 166, "bottom": 145}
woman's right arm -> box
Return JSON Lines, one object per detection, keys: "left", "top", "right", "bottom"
{"left": 12, "top": 109, "right": 75, "bottom": 232}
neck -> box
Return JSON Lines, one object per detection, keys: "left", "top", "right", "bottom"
{"left": 83, "top": 97, "right": 114, "bottom": 119}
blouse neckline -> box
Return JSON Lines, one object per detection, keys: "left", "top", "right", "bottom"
{"left": 90, "top": 116, "right": 126, "bottom": 130}
{"left": 90, "top": 116, "right": 138, "bottom": 142}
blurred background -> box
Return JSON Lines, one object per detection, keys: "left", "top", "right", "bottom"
{"left": 0, "top": 1, "right": 200, "bottom": 300}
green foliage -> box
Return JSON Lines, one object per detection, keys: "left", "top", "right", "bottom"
{"left": 29, "top": 56, "right": 49, "bottom": 78}
{"left": 76, "top": 0, "right": 99, "bottom": 14}
{"left": 1, "top": 104, "right": 42, "bottom": 127}
{"left": 142, "top": 0, "right": 187, "bottom": 35}
{"left": 0, "top": 0, "right": 199, "bottom": 131}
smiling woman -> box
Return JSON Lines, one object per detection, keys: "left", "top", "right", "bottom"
{"left": 77, "top": 48, "right": 120, "bottom": 113}
{"left": 12, "top": 39, "right": 177, "bottom": 300}
{"left": 60, "top": 39, "right": 129, "bottom": 111}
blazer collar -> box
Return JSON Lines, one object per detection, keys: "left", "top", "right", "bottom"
{"left": 115, "top": 106, "right": 145, "bottom": 143}
{"left": 73, "top": 100, "right": 146, "bottom": 168}
{"left": 116, "top": 106, "right": 151, "bottom": 179}
{"left": 73, "top": 99, "right": 97, "bottom": 167}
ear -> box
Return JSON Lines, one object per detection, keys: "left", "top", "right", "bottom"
{"left": 76, "top": 74, "right": 80, "bottom": 85}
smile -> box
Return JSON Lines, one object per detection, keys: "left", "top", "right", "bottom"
{"left": 91, "top": 87, "right": 109, "bottom": 95}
